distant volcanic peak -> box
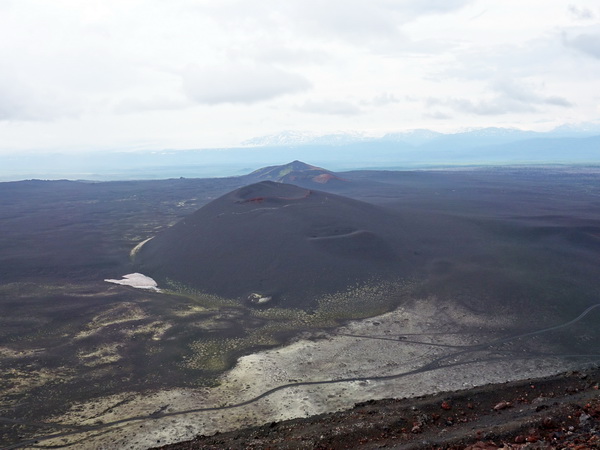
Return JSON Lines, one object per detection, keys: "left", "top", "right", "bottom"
{"left": 247, "top": 161, "right": 346, "bottom": 185}
{"left": 251, "top": 160, "right": 321, "bottom": 176}
{"left": 233, "top": 181, "right": 311, "bottom": 203}
{"left": 288, "top": 160, "right": 322, "bottom": 171}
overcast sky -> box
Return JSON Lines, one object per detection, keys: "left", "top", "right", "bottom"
{"left": 0, "top": 0, "right": 599, "bottom": 154}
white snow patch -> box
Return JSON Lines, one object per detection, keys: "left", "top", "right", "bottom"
{"left": 104, "top": 273, "right": 160, "bottom": 291}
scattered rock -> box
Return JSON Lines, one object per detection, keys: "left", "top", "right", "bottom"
{"left": 411, "top": 424, "right": 422, "bottom": 434}
{"left": 541, "top": 416, "right": 556, "bottom": 429}
{"left": 493, "top": 401, "right": 511, "bottom": 411}
{"left": 579, "top": 412, "right": 592, "bottom": 426}
{"left": 525, "top": 433, "right": 539, "bottom": 442}
{"left": 465, "top": 441, "right": 499, "bottom": 450}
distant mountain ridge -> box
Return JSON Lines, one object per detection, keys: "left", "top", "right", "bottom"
{"left": 1, "top": 125, "right": 599, "bottom": 182}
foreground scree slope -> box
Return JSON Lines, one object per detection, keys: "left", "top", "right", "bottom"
{"left": 135, "top": 180, "right": 412, "bottom": 309}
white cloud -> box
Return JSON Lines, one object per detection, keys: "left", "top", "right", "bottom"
{"left": 253, "top": 45, "right": 331, "bottom": 66}
{"left": 182, "top": 63, "right": 311, "bottom": 105}
{"left": 114, "top": 96, "right": 192, "bottom": 115}
{"left": 0, "top": 0, "right": 599, "bottom": 153}
{"left": 296, "top": 100, "right": 362, "bottom": 116}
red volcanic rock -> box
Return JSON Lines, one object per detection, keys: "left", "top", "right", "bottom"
{"left": 312, "top": 173, "right": 340, "bottom": 184}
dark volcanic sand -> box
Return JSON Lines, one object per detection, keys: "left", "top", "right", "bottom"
{"left": 1, "top": 166, "right": 600, "bottom": 449}
{"left": 135, "top": 181, "right": 412, "bottom": 308}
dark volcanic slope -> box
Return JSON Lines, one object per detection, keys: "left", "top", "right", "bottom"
{"left": 135, "top": 181, "right": 409, "bottom": 307}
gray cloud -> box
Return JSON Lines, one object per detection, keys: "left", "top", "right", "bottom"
{"left": 425, "top": 110, "right": 452, "bottom": 120}
{"left": 0, "top": 74, "right": 80, "bottom": 121}
{"left": 428, "top": 78, "right": 572, "bottom": 116}
{"left": 568, "top": 5, "right": 595, "bottom": 20}
{"left": 0, "top": 90, "right": 30, "bottom": 120}
{"left": 544, "top": 96, "right": 573, "bottom": 107}
{"left": 493, "top": 79, "right": 572, "bottom": 107}
{"left": 296, "top": 100, "right": 362, "bottom": 115}
{"left": 182, "top": 63, "right": 311, "bottom": 105}
{"left": 285, "top": 0, "right": 404, "bottom": 46}
{"left": 0, "top": 93, "right": 77, "bottom": 121}
{"left": 564, "top": 31, "right": 600, "bottom": 59}
{"left": 292, "top": 0, "right": 474, "bottom": 43}
{"left": 446, "top": 97, "right": 537, "bottom": 115}
{"left": 361, "top": 92, "right": 401, "bottom": 107}
{"left": 401, "top": 0, "right": 474, "bottom": 15}
{"left": 198, "top": 0, "right": 473, "bottom": 50}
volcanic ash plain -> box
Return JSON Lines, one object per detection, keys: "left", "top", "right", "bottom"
{"left": 41, "top": 296, "right": 599, "bottom": 449}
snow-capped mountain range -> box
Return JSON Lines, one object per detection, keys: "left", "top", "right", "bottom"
{"left": 243, "top": 123, "right": 600, "bottom": 148}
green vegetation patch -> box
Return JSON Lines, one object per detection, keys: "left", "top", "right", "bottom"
{"left": 173, "top": 278, "right": 414, "bottom": 373}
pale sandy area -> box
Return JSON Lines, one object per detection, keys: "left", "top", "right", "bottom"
{"left": 33, "top": 296, "right": 597, "bottom": 450}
